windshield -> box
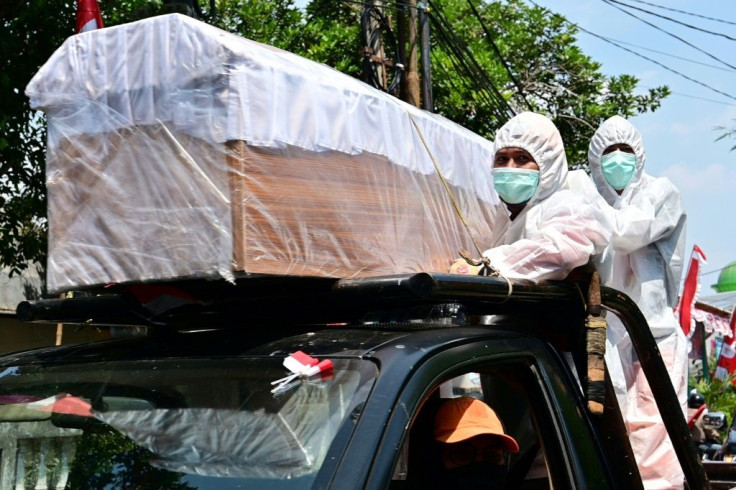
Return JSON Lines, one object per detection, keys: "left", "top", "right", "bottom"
{"left": 0, "top": 356, "right": 376, "bottom": 489}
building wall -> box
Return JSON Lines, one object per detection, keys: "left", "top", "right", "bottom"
{"left": 0, "top": 315, "right": 110, "bottom": 355}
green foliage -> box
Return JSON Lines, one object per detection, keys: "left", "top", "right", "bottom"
{"left": 426, "top": 0, "right": 670, "bottom": 166}
{"left": 690, "top": 368, "right": 736, "bottom": 418}
{"left": 215, "top": 0, "right": 303, "bottom": 49}
{"left": 0, "top": 0, "right": 76, "bottom": 276}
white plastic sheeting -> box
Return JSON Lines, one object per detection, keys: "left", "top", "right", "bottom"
{"left": 589, "top": 115, "right": 688, "bottom": 490}
{"left": 93, "top": 372, "right": 360, "bottom": 479}
{"left": 26, "top": 14, "right": 500, "bottom": 293}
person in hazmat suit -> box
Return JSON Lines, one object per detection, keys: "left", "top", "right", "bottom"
{"left": 588, "top": 115, "right": 687, "bottom": 490}
{"left": 451, "top": 111, "right": 612, "bottom": 281}
{"left": 447, "top": 112, "right": 614, "bottom": 487}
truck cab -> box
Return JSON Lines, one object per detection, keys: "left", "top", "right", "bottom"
{"left": 4, "top": 273, "right": 724, "bottom": 489}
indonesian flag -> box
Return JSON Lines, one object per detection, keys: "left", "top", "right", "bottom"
{"left": 714, "top": 310, "right": 736, "bottom": 383}
{"left": 715, "top": 339, "right": 736, "bottom": 383}
{"left": 271, "top": 351, "right": 334, "bottom": 394}
{"left": 678, "top": 245, "right": 707, "bottom": 337}
{"left": 283, "top": 350, "right": 333, "bottom": 376}
{"left": 75, "top": 0, "right": 104, "bottom": 33}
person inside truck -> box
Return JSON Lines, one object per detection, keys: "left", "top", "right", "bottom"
{"left": 432, "top": 396, "right": 520, "bottom": 489}
{"left": 450, "top": 111, "right": 611, "bottom": 282}
{"left": 588, "top": 115, "right": 687, "bottom": 489}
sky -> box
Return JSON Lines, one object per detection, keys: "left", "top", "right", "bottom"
{"left": 531, "top": 0, "right": 736, "bottom": 295}
{"left": 297, "top": 0, "right": 736, "bottom": 294}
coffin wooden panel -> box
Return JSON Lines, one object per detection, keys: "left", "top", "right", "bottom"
{"left": 47, "top": 125, "right": 495, "bottom": 291}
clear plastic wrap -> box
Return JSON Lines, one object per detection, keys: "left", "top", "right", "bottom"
{"left": 26, "top": 13, "right": 500, "bottom": 293}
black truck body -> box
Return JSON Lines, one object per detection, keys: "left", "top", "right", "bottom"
{"left": 4, "top": 273, "right": 732, "bottom": 489}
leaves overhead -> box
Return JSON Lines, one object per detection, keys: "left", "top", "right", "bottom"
{"left": 426, "top": 0, "right": 669, "bottom": 165}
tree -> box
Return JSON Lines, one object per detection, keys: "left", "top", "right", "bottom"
{"left": 1, "top": 0, "right": 669, "bottom": 276}
{"left": 425, "top": 0, "right": 669, "bottom": 166}
{"left": 0, "top": 0, "right": 77, "bottom": 277}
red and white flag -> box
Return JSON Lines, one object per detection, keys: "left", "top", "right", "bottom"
{"left": 678, "top": 245, "right": 707, "bottom": 337}
{"left": 283, "top": 350, "right": 333, "bottom": 377}
{"left": 715, "top": 336, "right": 736, "bottom": 384}
{"left": 75, "top": 0, "right": 104, "bottom": 33}
{"left": 713, "top": 306, "right": 736, "bottom": 383}
{"left": 271, "top": 351, "right": 334, "bottom": 394}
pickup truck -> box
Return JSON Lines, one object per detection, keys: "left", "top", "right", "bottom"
{"left": 4, "top": 273, "right": 733, "bottom": 489}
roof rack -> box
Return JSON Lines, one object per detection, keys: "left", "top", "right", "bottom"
{"left": 16, "top": 273, "right": 586, "bottom": 328}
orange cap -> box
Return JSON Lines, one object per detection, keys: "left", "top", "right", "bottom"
{"left": 434, "top": 397, "right": 520, "bottom": 453}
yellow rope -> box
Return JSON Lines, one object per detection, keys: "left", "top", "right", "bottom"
{"left": 406, "top": 111, "right": 513, "bottom": 299}
{"left": 407, "top": 112, "right": 484, "bottom": 258}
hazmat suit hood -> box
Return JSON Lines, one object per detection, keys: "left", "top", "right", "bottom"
{"left": 482, "top": 112, "right": 612, "bottom": 282}
{"left": 493, "top": 112, "right": 568, "bottom": 208}
{"left": 588, "top": 115, "right": 646, "bottom": 206}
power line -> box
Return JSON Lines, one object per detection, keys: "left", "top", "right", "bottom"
{"left": 600, "top": 0, "right": 736, "bottom": 71}
{"left": 594, "top": 36, "right": 736, "bottom": 73}
{"left": 527, "top": 0, "right": 736, "bottom": 102}
{"left": 428, "top": 1, "right": 516, "bottom": 122}
{"left": 430, "top": 18, "right": 512, "bottom": 123}
{"left": 580, "top": 24, "right": 736, "bottom": 102}
{"left": 649, "top": 89, "right": 736, "bottom": 107}
{"left": 606, "top": 0, "right": 736, "bottom": 43}
{"left": 621, "top": 0, "right": 736, "bottom": 27}
{"left": 463, "top": 0, "right": 533, "bottom": 111}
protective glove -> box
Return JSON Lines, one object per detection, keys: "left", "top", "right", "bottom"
{"left": 449, "top": 258, "right": 482, "bottom": 275}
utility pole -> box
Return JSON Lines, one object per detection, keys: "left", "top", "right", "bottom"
{"left": 396, "top": 3, "right": 407, "bottom": 102}
{"left": 368, "top": 0, "right": 387, "bottom": 90}
{"left": 418, "top": 2, "right": 432, "bottom": 112}
{"left": 405, "top": 0, "right": 421, "bottom": 108}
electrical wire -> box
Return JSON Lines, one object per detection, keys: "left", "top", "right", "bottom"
{"left": 463, "top": 0, "right": 533, "bottom": 111}
{"left": 431, "top": 1, "right": 517, "bottom": 118}
{"left": 526, "top": 0, "right": 736, "bottom": 102}
{"left": 360, "top": 3, "right": 403, "bottom": 94}
{"left": 339, "top": 0, "right": 421, "bottom": 12}
{"left": 596, "top": 36, "right": 736, "bottom": 73}
{"left": 584, "top": 26, "right": 736, "bottom": 102}
{"left": 647, "top": 89, "right": 736, "bottom": 107}
{"left": 431, "top": 20, "right": 510, "bottom": 122}
{"left": 429, "top": 5, "right": 512, "bottom": 114}
{"left": 606, "top": 0, "right": 736, "bottom": 43}
{"left": 618, "top": 0, "right": 736, "bottom": 27}
{"left": 600, "top": 0, "right": 736, "bottom": 71}
{"left": 428, "top": 4, "right": 516, "bottom": 123}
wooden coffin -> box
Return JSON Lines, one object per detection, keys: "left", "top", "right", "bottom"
{"left": 28, "top": 14, "right": 499, "bottom": 293}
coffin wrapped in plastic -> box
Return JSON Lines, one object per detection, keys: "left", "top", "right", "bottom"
{"left": 26, "top": 13, "right": 500, "bottom": 294}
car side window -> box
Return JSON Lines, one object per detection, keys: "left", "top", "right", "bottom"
{"left": 391, "top": 365, "right": 552, "bottom": 490}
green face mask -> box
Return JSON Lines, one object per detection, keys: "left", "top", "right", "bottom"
{"left": 492, "top": 168, "right": 540, "bottom": 205}
{"left": 600, "top": 150, "right": 637, "bottom": 191}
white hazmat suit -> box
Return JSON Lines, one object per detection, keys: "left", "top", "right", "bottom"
{"left": 482, "top": 112, "right": 612, "bottom": 281}
{"left": 588, "top": 116, "right": 687, "bottom": 490}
